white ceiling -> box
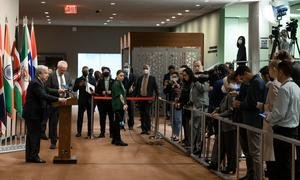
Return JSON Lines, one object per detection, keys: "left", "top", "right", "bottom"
{"left": 20, "top": 0, "right": 259, "bottom": 27}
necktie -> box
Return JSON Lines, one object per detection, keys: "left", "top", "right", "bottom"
{"left": 141, "top": 76, "right": 148, "bottom": 96}
{"left": 59, "top": 74, "right": 65, "bottom": 97}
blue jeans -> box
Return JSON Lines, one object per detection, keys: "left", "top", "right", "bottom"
{"left": 172, "top": 109, "right": 182, "bottom": 137}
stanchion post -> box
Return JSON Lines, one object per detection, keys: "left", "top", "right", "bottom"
{"left": 236, "top": 125, "right": 240, "bottom": 180}
{"left": 170, "top": 102, "right": 174, "bottom": 141}
{"left": 190, "top": 108, "right": 194, "bottom": 155}
{"left": 201, "top": 106, "right": 205, "bottom": 158}
{"left": 217, "top": 117, "right": 221, "bottom": 172}
{"left": 260, "top": 131, "right": 264, "bottom": 180}
{"left": 90, "top": 96, "right": 94, "bottom": 139}
{"left": 292, "top": 144, "right": 295, "bottom": 180}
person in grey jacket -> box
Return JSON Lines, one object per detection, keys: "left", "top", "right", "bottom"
{"left": 190, "top": 61, "right": 209, "bottom": 155}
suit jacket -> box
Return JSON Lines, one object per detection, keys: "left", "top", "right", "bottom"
{"left": 23, "top": 78, "right": 59, "bottom": 120}
{"left": 134, "top": 75, "right": 158, "bottom": 97}
{"left": 122, "top": 73, "right": 136, "bottom": 96}
{"left": 95, "top": 77, "right": 114, "bottom": 103}
{"left": 112, "top": 80, "right": 126, "bottom": 111}
{"left": 73, "top": 75, "right": 96, "bottom": 104}
{"left": 46, "top": 71, "right": 72, "bottom": 97}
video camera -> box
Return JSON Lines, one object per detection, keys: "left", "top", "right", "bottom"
{"left": 270, "top": 24, "right": 283, "bottom": 40}
{"left": 194, "top": 72, "right": 210, "bottom": 84}
{"left": 273, "top": 5, "right": 288, "bottom": 20}
{"left": 286, "top": 19, "right": 298, "bottom": 40}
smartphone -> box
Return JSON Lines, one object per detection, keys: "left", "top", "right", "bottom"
{"left": 259, "top": 113, "right": 266, "bottom": 118}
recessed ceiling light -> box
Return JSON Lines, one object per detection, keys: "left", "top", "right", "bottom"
{"left": 166, "top": 19, "right": 170, "bottom": 22}
{"left": 172, "top": 16, "right": 176, "bottom": 19}
{"left": 41, "top": 1, "right": 46, "bottom": 4}
{"left": 48, "top": 21, "right": 51, "bottom": 24}
{"left": 104, "top": 22, "right": 108, "bottom": 25}
{"left": 46, "top": 15, "right": 50, "bottom": 18}
{"left": 177, "top": 13, "right": 183, "bottom": 16}
{"left": 156, "top": 24, "right": 160, "bottom": 26}
{"left": 161, "top": 21, "right": 165, "bottom": 24}
{"left": 44, "top": 11, "right": 49, "bottom": 14}
{"left": 109, "top": 17, "right": 114, "bottom": 19}
{"left": 47, "top": 19, "right": 51, "bottom": 21}
{"left": 110, "top": 2, "right": 116, "bottom": 6}
{"left": 112, "top": 13, "right": 117, "bottom": 16}
{"left": 196, "top": 4, "right": 200, "bottom": 7}
{"left": 106, "top": 20, "right": 111, "bottom": 22}
{"left": 185, "top": 10, "right": 190, "bottom": 13}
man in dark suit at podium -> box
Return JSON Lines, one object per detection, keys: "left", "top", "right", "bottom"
{"left": 46, "top": 60, "right": 72, "bottom": 149}
{"left": 23, "top": 65, "right": 67, "bottom": 163}
{"left": 73, "top": 66, "right": 96, "bottom": 138}
{"left": 134, "top": 64, "right": 158, "bottom": 135}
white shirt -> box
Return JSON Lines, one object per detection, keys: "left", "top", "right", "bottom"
{"left": 56, "top": 70, "right": 66, "bottom": 89}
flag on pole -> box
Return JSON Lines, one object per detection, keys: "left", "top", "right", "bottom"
{"left": 25, "top": 21, "right": 34, "bottom": 80}
{"left": 0, "top": 24, "right": 7, "bottom": 134}
{"left": 20, "top": 17, "right": 30, "bottom": 105}
{"left": 3, "top": 19, "right": 14, "bottom": 135}
{"left": 12, "top": 20, "right": 22, "bottom": 116}
{"left": 31, "top": 21, "right": 38, "bottom": 76}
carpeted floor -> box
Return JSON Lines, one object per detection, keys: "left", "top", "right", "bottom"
{"left": 0, "top": 106, "right": 220, "bottom": 180}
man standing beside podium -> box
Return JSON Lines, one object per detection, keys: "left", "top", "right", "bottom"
{"left": 23, "top": 65, "right": 67, "bottom": 163}
{"left": 73, "top": 66, "right": 96, "bottom": 138}
{"left": 46, "top": 60, "right": 72, "bottom": 149}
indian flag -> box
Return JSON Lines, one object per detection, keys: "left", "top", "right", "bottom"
{"left": 0, "top": 24, "right": 7, "bottom": 135}
{"left": 3, "top": 21, "right": 14, "bottom": 136}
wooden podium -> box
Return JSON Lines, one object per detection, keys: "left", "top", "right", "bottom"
{"left": 52, "top": 97, "right": 78, "bottom": 164}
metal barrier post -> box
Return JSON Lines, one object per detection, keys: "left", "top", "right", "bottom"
{"left": 260, "top": 131, "right": 264, "bottom": 180}
{"left": 164, "top": 102, "right": 167, "bottom": 137}
{"left": 191, "top": 108, "right": 194, "bottom": 155}
{"left": 236, "top": 125, "right": 240, "bottom": 180}
{"left": 217, "top": 118, "right": 221, "bottom": 172}
{"left": 170, "top": 102, "right": 174, "bottom": 141}
{"left": 292, "top": 144, "right": 296, "bottom": 180}
{"left": 201, "top": 106, "right": 205, "bottom": 158}
{"left": 90, "top": 96, "right": 94, "bottom": 139}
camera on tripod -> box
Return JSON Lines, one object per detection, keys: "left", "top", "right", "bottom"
{"left": 270, "top": 24, "right": 283, "bottom": 39}
{"left": 286, "top": 19, "right": 298, "bottom": 40}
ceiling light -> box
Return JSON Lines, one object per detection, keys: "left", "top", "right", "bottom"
{"left": 185, "top": 10, "right": 190, "bottom": 13}
{"left": 156, "top": 24, "right": 160, "bottom": 26}
{"left": 44, "top": 11, "right": 49, "bottom": 14}
{"left": 196, "top": 4, "right": 200, "bottom": 7}
{"left": 106, "top": 20, "right": 111, "bottom": 22}
{"left": 109, "top": 17, "right": 114, "bottom": 19}
{"left": 177, "top": 13, "right": 183, "bottom": 16}
{"left": 47, "top": 19, "right": 51, "bottom": 21}
{"left": 171, "top": 16, "right": 176, "bottom": 19}
{"left": 166, "top": 19, "right": 170, "bottom": 22}
{"left": 110, "top": 2, "right": 116, "bottom": 6}
{"left": 297, "top": 9, "right": 300, "bottom": 11}
{"left": 104, "top": 22, "right": 108, "bottom": 25}
{"left": 41, "top": 1, "right": 46, "bottom": 4}
{"left": 112, "top": 13, "right": 117, "bottom": 16}
{"left": 46, "top": 15, "right": 50, "bottom": 18}
{"left": 161, "top": 21, "right": 165, "bottom": 24}
{"left": 48, "top": 22, "right": 51, "bottom": 24}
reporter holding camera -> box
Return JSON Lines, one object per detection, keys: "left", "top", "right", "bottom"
{"left": 46, "top": 60, "right": 72, "bottom": 149}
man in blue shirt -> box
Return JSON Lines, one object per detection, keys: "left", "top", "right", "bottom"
{"left": 233, "top": 65, "right": 266, "bottom": 180}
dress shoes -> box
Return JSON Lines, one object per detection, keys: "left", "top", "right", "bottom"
{"left": 111, "top": 139, "right": 115, "bottom": 144}
{"left": 75, "top": 133, "right": 81, "bottom": 137}
{"left": 207, "top": 163, "right": 218, "bottom": 171}
{"left": 98, "top": 133, "right": 105, "bottom": 138}
{"left": 50, "top": 144, "right": 56, "bottom": 149}
{"left": 115, "top": 141, "right": 128, "bottom": 146}
{"left": 26, "top": 158, "right": 46, "bottom": 163}
{"left": 40, "top": 134, "right": 48, "bottom": 140}
{"left": 221, "top": 167, "right": 236, "bottom": 174}
{"left": 129, "top": 127, "right": 133, "bottom": 130}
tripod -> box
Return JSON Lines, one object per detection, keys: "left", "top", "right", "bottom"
{"left": 270, "top": 36, "right": 281, "bottom": 60}
{"left": 289, "top": 37, "right": 300, "bottom": 58}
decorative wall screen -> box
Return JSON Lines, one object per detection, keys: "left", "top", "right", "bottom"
{"left": 131, "top": 47, "right": 201, "bottom": 95}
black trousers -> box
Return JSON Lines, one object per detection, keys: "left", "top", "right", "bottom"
{"left": 273, "top": 126, "right": 298, "bottom": 180}
{"left": 26, "top": 118, "right": 41, "bottom": 160}
{"left": 77, "top": 101, "right": 92, "bottom": 136}
{"left": 182, "top": 109, "right": 191, "bottom": 145}
{"left": 139, "top": 101, "right": 152, "bottom": 133}
{"left": 98, "top": 101, "right": 114, "bottom": 135}
{"left": 127, "top": 100, "right": 134, "bottom": 128}
{"left": 41, "top": 105, "right": 50, "bottom": 135}
{"left": 49, "top": 106, "right": 59, "bottom": 145}
{"left": 113, "top": 110, "right": 124, "bottom": 142}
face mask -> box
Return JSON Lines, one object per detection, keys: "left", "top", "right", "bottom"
{"left": 124, "top": 68, "right": 129, "bottom": 73}
{"left": 144, "top": 69, "right": 149, "bottom": 74}
{"left": 172, "top": 77, "right": 179, "bottom": 82}
{"left": 103, "top": 72, "right": 109, "bottom": 77}
{"left": 238, "top": 39, "right": 243, "bottom": 44}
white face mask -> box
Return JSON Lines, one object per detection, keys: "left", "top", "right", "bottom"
{"left": 238, "top": 39, "right": 243, "bottom": 44}
{"left": 144, "top": 69, "right": 149, "bottom": 75}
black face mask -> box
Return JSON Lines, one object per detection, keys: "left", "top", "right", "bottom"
{"left": 103, "top": 72, "right": 109, "bottom": 77}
